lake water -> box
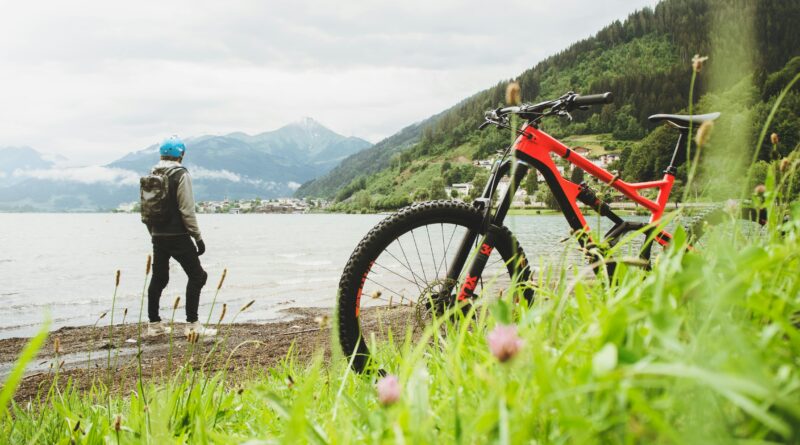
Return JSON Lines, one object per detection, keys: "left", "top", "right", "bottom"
{"left": 0, "top": 212, "right": 605, "bottom": 339}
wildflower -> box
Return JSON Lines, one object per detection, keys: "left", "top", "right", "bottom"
{"left": 240, "top": 300, "right": 255, "bottom": 312}
{"left": 115, "top": 270, "right": 121, "bottom": 287}
{"left": 146, "top": 255, "right": 152, "bottom": 275}
{"left": 691, "top": 54, "right": 708, "bottom": 72}
{"left": 114, "top": 415, "right": 122, "bottom": 432}
{"left": 694, "top": 120, "right": 714, "bottom": 147}
{"left": 219, "top": 303, "right": 227, "bottom": 323}
{"left": 771, "top": 133, "right": 780, "bottom": 145}
{"left": 376, "top": 374, "right": 401, "bottom": 406}
{"left": 487, "top": 324, "right": 523, "bottom": 362}
{"left": 724, "top": 199, "right": 738, "bottom": 214}
{"left": 54, "top": 336, "right": 61, "bottom": 355}
{"left": 505, "top": 82, "right": 522, "bottom": 106}
{"left": 173, "top": 296, "right": 181, "bottom": 310}
{"left": 754, "top": 184, "right": 766, "bottom": 195}
{"left": 780, "top": 158, "right": 791, "bottom": 173}
{"left": 217, "top": 268, "right": 228, "bottom": 290}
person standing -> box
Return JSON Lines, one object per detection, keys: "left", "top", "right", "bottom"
{"left": 140, "top": 136, "right": 217, "bottom": 338}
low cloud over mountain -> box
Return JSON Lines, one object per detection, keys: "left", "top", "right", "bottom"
{"left": 0, "top": 118, "right": 370, "bottom": 211}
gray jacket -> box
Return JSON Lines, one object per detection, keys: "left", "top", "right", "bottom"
{"left": 148, "top": 160, "right": 202, "bottom": 241}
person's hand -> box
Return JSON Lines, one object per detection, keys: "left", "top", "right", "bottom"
{"left": 196, "top": 239, "right": 206, "bottom": 256}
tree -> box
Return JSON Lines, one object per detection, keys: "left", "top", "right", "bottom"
{"left": 570, "top": 166, "right": 585, "bottom": 184}
{"left": 469, "top": 170, "right": 490, "bottom": 200}
{"left": 429, "top": 178, "right": 447, "bottom": 200}
{"left": 355, "top": 190, "right": 372, "bottom": 209}
{"left": 523, "top": 174, "right": 539, "bottom": 196}
{"left": 538, "top": 189, "right": 561, "bottom": 210}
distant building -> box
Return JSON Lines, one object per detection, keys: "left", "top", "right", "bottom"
{"left": 572, "top": 146, "right": 591, "bottom": 157}
{"left": 473, "top": 159, "right": 495, "bottom": 170}
{"left": 116, "top": 202, "right": 137, "bottom": 213}
{"left": 449, "top": 183, "right": 473, "bottom": 197}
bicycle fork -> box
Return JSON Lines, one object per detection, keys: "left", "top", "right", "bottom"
{"left": 444, "top": 161, "right": 531, "bottom": 303}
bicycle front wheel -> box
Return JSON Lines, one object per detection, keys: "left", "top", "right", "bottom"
{"left": 337, "top": 200, "right": 531, "bottom": 372}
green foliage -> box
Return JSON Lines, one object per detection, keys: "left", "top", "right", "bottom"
{"left": 6, "top": 196, "right": 800, "bottom": 442}
{"left": 536, "top": 188, "right": 561, "bottom": 210}
{"left": 522, "top": 174, "right": 539, "bottom": 196}
{"left": 299, "top": 0, "right": 799, "bottom": 205}
{"left": 0, "top": 322, "right": 48, "bottom": 419}
{"left": 468, "top": 170, "right": 490, "bottom": 200}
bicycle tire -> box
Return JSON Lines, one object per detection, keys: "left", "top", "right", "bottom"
{"left": 337, "top": 200, "right": 531, "bottom": 372}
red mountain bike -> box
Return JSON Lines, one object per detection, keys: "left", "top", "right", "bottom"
{"left": 337, "top": 91, "right": 764, "bottom": 372}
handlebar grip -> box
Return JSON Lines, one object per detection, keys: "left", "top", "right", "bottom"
{"left": 573, "top": 92, "right": 613, "bottom": 106}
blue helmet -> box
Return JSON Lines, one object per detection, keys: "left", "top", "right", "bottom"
{"left": 159, "top": 136, "right": 186, "bottom": 158}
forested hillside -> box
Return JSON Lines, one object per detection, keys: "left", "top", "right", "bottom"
{"left": 297, "top": 0, "right": 800, "bottom": 207}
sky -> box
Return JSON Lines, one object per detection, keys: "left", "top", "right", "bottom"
{"left": 0, "top": 0, "right": 660, "bottom": 166}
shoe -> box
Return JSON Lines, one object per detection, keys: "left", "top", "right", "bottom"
{"left": 145, "top": 321, "right": 173, "bottom": 337}
{"left": 184, "top": 322, "right": 217, "bottom": 338}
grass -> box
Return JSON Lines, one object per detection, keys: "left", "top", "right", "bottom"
{"left": 560, "top": 133, "right": 627, "bottom": 156}
{"left": 1, "top": 193, "right": 799, "bottom": 443}
{"left": 3, "top": 52, "right": 800, "bottom": 445}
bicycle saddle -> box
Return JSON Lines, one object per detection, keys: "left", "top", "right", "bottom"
{"left": 648, "top": 112, "right": 720, "bottom": 129}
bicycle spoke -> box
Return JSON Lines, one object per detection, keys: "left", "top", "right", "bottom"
{"left": 410, "top": 229, "right": 429, "bottom": 284}
{"left": 435, "top": 223, "right": 458, "bottom": 280}
{"left": 383, "top": 246, "right": 427, "bottom": 290}
{"left": 372, "top": 260, "right": 423, "bottom": 289}
{"left": 364, "top": 276, "right": 407, "bottom": 302}
{"left": 425, "top": 225, "right": 439, "bottom": 282}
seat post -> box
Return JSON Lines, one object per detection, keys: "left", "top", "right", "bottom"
{"left": 665, "top": 130, "right": 686, "bottom": 176}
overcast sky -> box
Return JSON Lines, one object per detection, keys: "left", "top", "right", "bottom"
{"left": 0, "top": 0, "right": 659, "bottom": 165}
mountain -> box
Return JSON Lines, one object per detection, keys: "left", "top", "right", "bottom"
{"left": 0, "top": 147, "right": 55, "bottom": 186}
{"left": 295, "top": 113, "right": 444, "bottom": 199}
{"left": 296, "top": 0, "right": 800, "bottom": 207}
{"left": 0, "top": 119, "right": 371, "bottom": 211}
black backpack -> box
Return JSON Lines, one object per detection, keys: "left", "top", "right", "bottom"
{"left": 140, "top": 167, "right": 182, "bottom": 225}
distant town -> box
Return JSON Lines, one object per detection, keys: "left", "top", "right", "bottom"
{"left": 114, "top": 151, "right": 622, "bottom": 214}
{"left": 116, "top": 197, "right": 328, "bottom": 214}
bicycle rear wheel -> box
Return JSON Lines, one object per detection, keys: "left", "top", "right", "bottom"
{"left": 337, "top": 200, "right": 531, "bottom": 372}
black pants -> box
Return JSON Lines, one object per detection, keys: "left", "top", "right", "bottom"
{"left": 148, "top": 235, "right": 208, "bottom": 323}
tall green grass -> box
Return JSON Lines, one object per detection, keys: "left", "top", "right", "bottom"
{"left": 1, "top": 197, "right": 799, "bottom": 443}
{"left": 2, "top": 54, "right": 800, "bottom": 445}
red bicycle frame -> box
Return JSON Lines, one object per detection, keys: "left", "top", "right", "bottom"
{"left": 451, "top": 123, "right": 679, "bottom": 302}
{"left": 513, "top": 123, "right": 676, "bottom": 247}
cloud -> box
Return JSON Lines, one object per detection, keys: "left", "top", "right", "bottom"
{"left": 188, "top": 166, "right": 285, "bottom": 190}
{"left": 287, "top": 181, "right": 302, "bottom": 191}
{"left": 190, "top": 166, "right": 242, "bottom": 182}
{"left": 12, "top": 166, "right": 139, "bottom": 186}
{"left": 0, "top": 0, "right": 660, "bottom": 164}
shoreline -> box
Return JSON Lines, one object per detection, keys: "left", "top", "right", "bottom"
{"left": 0, "top": 307, "right": 333, "bottom": 402}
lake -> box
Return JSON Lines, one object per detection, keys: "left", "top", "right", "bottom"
{"left": 0, "top": 212, "right": 602, "bottom": 339}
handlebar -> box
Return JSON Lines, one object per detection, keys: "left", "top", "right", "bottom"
{"left": 484, "top": 91, "right": 613, "bottom": 123}
{"left": 572, "top": 92, "right": 613, "bottom": 107}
